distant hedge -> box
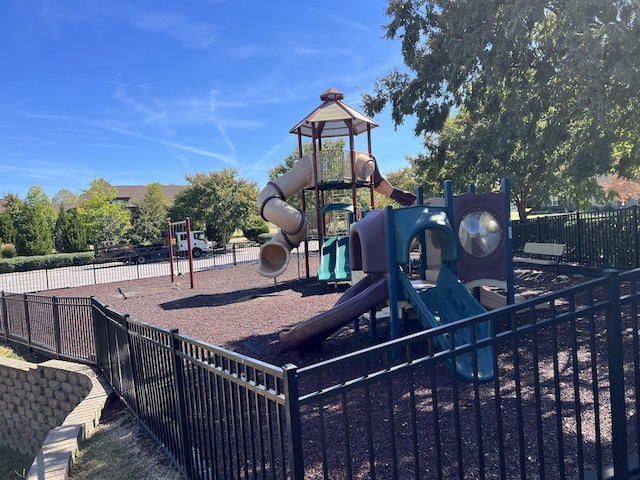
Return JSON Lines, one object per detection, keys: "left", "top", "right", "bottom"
{"left": 0, "top": 252, "right": 95, "bottom": 274}
{"left": 256, "top": 233, "right": 275, "bottom": 245}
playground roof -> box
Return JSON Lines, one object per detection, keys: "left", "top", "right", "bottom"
{"left": 290, "top": 87, "right": 379, "bottom": 138}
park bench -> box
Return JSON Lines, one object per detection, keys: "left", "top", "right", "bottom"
{"left": 513, "top": 242, "right": 565, "bottom": 271}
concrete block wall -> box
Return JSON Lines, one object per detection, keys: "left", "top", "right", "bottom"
{"left": 0, "top": 357, "right": 112, "bottom": 480}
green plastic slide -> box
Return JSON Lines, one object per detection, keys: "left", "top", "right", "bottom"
{"left": 317, "top": 236, "right": 351, "bottom": 282}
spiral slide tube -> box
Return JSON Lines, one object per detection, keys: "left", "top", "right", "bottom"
{"left": 257, "top": 153, "right": 376, "bottom": 278}
{"left": 257, "top": 154, "right": 315, "bottom": 278}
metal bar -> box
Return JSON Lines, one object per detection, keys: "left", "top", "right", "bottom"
{"left": 171, "top": 330, "right": 194, "bottom": 478}
{"left": 52, "top": 296, "right": 61, "bottom": 359}
{"left": 587, "top": 290, "right": 604, "bottom": 474}
{"left": 282, "top": 364, "right": 304, "bottom": 480}
{"left": 531, "top": 325, "right": 545, "bottom": 477}
{"left": 492, "top": 320, "right": 507, "bottom": 479}
{"left": 551, "top": 321, "right": 566, "bottom": 479}
{"left": 23, "top": 293, "right": 32, "bottom": 351}
{"left": 513, "top": 312, "right": 526, "bottom": 478}
{"left": 1, "top": 292, "right": 8, "bottom": 341}
{"left": 605, "top": 270, "right": 630, "bottom": 478}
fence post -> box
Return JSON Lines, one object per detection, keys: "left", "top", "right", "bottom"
{"left": 604, "top": 269, "right": 629, "bottom": 478}
{"left": 1, "top": 292, "right": 8, "bottom": 342}
{"left": 232, "top": 243, "right": 237, "bottom": 265}
{"left": 99, "top": 305, "right": 116, "bottom": 388}
{"left": 282, "top": 363, "right": 304, "bottom": 479}
{"left": 170, "top": 328, "right": 194, "bottom": 479}
{"left": 90, "top": 297, "right": 102, "bottom": 366}
{"left": 634, "top": 206, "right": 639, "bottom": 269}
{"left": 52, "top": 296, "right": 62, "bottom": 359}
{"left": 23, "top": 293, "right": 32, "bottom": 351}
{"left": 575, "top": 211, "right": 582, "bottom": 266}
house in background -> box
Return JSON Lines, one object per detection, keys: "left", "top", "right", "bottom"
{"left": 112, "top": 185, "right": 185, "bottom": 210}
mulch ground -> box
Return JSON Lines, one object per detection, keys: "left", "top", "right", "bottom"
{"left": 45, "top": 257, "right": 589, "bottom": 367}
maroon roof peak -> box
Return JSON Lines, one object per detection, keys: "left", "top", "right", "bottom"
{"left": 320, "top": 88, "right": 344, "bottom": 102}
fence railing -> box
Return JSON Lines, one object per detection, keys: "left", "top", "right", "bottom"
{"left": 2, "top": 268, "right": 639, "bottom": 478}
{"left": 293, "top": 271, "right": 638, "bottom": 479}
{"left": 512, "top": 206, "right": 640, "bottom": 269}
{"left": 0, "top": 241, "right": 323, "bottom": 295}
{"left": 3, "top": 206, "right": 639, "bottom": 293}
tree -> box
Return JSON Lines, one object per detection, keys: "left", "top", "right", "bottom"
{"left": 0, "top": 211, "right": 15, "bottom": 245}
{"left": 55, "top": 206, "right": 88, "bottom": 253}
{"left": 15, "top": 186, "right": 56, "bottom": 255}
{"left": 364, "top": 0, "right": 640, "bottom": 219}
{"left": 54, "top": 205, "right": 70, "bottom": 252}
{"left": 242, "top": 216, "right": 269, "bottom": 242}
{"left": 78, "top": 178, "right": 132, "bottom": 244}
{"left": 170, "top": 169, "right": 260, "bottom": 248}
{"left": 0, "top": 193, "right": 23, "bottom": 245}
{"left": 415, "top": 106, "right": 567, "bottom": 217}
{"left": 130, "top": 183, "right": 170, "bottom": 245}
{"left": 601, "top": 175, "right": 640, "bottom": 206}
{"left": 52, "top": 189, "right": 78, "bottom": 207}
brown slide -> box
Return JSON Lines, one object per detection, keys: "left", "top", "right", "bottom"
{"left": 279, "top": 274, "right": 388, "bottom": 358}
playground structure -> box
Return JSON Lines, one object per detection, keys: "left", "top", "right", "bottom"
{"left": 258, "top": 87, "right": 515, "bottom": 382}
{"left": 168, "top": 218, "right": 196, "bottom": 289}
{"left": 257, "top": 88, "right": 415, "bottom": 280}
{"left": 279, "top": 180, "right": 516, "bottom": 383}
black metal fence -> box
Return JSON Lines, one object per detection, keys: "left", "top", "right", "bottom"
{"left": 2, "top": 268, "right": 639, "bottom": 478}
{"left": 0, "top": 242, "right": 264, "bottom": 294}
{"left": 512, "top": 206, "right": 640, "bottom": 269}
{"left": 3, "top": 207, "right": 639, "bottom": 293}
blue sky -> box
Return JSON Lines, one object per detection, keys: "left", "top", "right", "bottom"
{"left": 1, "top": 0, "right": 426, "bottom": 200}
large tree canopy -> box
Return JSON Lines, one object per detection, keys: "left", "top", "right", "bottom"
{"left": 0, "top": 193, "right": 23, "bottom": 245}
{"left": 130, "top": 183, "right": 170, "bottom": 245}
{"left": 15, "top": 186, "right": 56, "bottom": 256}
{"left": 364, "top": 0, "right": 639, "bottom": 218}
{"left": 78, "top": 178, "right": 132, "bottom": 244}
{"left": 171, "top": 169, "right": 259, "bottom": 247}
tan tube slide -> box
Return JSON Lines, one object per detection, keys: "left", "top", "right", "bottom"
{"left": 257, "top": 154, "right": 314, "bottom": 278}
{"left": 257, "top": 152, "right": 375, "bottom": 278}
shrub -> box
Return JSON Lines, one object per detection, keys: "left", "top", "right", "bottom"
{"left": 0, "top": 252, "right": 95, "bottom": 274}
{"left": 243, "top": 223, "right": 269, "bottom": 242}
{"left": 1, "top": 243, "right": 17, "bottom": 258}
{"left": 256, "top": 233, "right": 275, "bottom": 245}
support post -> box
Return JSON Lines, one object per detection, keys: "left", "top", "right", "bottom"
{"left": 168, "top": 222, "right": 175, "bottom": 283}
{"left": 605, "top": 269, "right": 629, "bottom": 478}
{"left": 185, "top": 217, "right": 195, "bottom": 289}
{"left": 171, "top": 328, "right": 194, "bottom": 479}
{"left": 52, "top": 296, "right": 62, "bottom": 359}
{"left": 282, "top": 364, "right": 304, "bottom": 479}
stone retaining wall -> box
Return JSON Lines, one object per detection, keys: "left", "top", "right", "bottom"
{"left": 0, "top": 357, "right": 112, "bottom": 480}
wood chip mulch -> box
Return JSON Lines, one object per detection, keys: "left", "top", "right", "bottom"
{"left": 45, "top": 259, "right": 589, "bottom": 367}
